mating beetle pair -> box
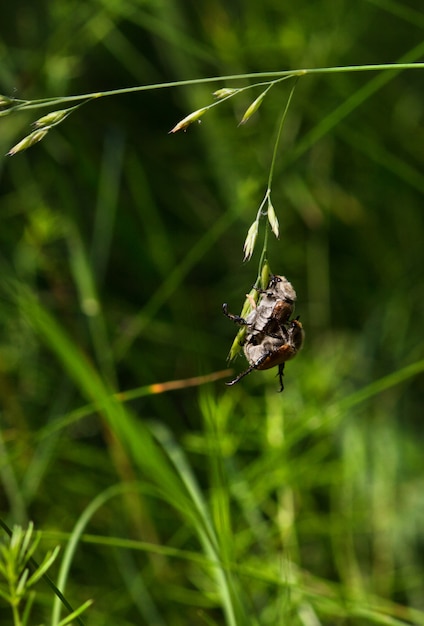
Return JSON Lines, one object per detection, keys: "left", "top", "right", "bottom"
{"left": 223, "top": 275, "right": 304, "bottom": 391}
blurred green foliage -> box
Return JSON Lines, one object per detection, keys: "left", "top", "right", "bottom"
{"left": 1, "top": 0, "right": 424, "bottom": 624}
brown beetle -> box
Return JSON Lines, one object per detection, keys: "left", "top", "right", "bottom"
{"left": 223, "top": 275, "right": 296, "bottom": 336}
{"left": 225, "top": 318, "right": 304, "bottom": 391}
{"left": 223, "top": 275, "right": 303, "bottom": 391}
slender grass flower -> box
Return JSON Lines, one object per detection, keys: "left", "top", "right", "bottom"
{"left": 267, "top": 197, "right": 279, "bottom": 238}
{"left": 33, "top": 109, "right": 71, "bottom": 128}
{"left": 169, "top": 107, "right": 209, "bottom": 133}
{"left": 239, "top": 88, "right": 270, "bottom": 126}
{"left": 243, "top": 220, "right": 259, "bottom": 262}
{"left": 7, "top": 129, "right": 49, "bottom": 156}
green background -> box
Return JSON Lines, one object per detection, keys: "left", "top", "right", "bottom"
{"left": 1, "top": 1, "right": 424, "bottom": 624}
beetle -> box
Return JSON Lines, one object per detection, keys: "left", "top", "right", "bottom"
{"left": 223, "top": 275, "right": 303, "bottom": 391}
{"left": 225, "top": 318, "right": 304, "bottom": 391}
{"left": 223, "top": 275, "right": 297, "bottom": 338}
{"left": 246, "top": 274, "right": 296, "bottom": 334}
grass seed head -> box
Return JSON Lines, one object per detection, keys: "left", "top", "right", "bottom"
{"left": 0, "top": 95, "right": 14, "bottom": 109}
{"left": 260, "top": 262, "right": 271, "bottom": 290}
{"left": 267, "top": 199, "right": 280, "bottom": 238}
{"left": 33, "top": 109, "right": 70, "bottom": 128}
{"left": 169, "top": 107, "right": 208, "bottom": 133}
{"left": 243, "top": 220, "right": 259, "bottom": 261}
{"left": 213, "top": 88, "right": 238, "bottom": 99}
{"left": 7, "top": 129, "right": 49, "bottom": 156}
{"left": 239, "top": 90, "right": 268, "bottom": 126}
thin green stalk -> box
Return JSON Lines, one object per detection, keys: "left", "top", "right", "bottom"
{"left": 253, "top": 79, "right": 298, "bottom": 282}
{"left": 267, "top": 79, "right": 298, "bottom": 191}
{"left": 2, "top": 63, "right": 424, "bottom": 113}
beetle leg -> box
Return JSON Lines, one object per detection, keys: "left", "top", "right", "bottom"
{"left": 225, "top": 364, "right": 256, "bottom": 386}
{"left": 222, "top": 303, "right": 248, "bottom": 326}
{"left": 277, "top": 363, "right": 285, "bottom": 392}
{"left": 225, "top": 350, "right": 273, "bottom": 386}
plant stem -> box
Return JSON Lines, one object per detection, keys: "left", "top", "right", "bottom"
{"left": 267, "top": 78, "right": 298, "bottom": 190}
{"left": 4, "top": 62, "right": 424, "bottom": 111}
{"left": 12, "top": 604, "right": 22, "bottom": 626}
{"left": 254, "top": 79, "right": 298, "bottom": 281}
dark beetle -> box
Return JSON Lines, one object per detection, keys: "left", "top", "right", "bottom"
{"left": 223, "top": 275, "right": 304, "bottom": 391}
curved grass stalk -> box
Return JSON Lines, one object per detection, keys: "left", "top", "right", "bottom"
{"left": 2, "top": 62, "right": 424, "bottom": 114}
